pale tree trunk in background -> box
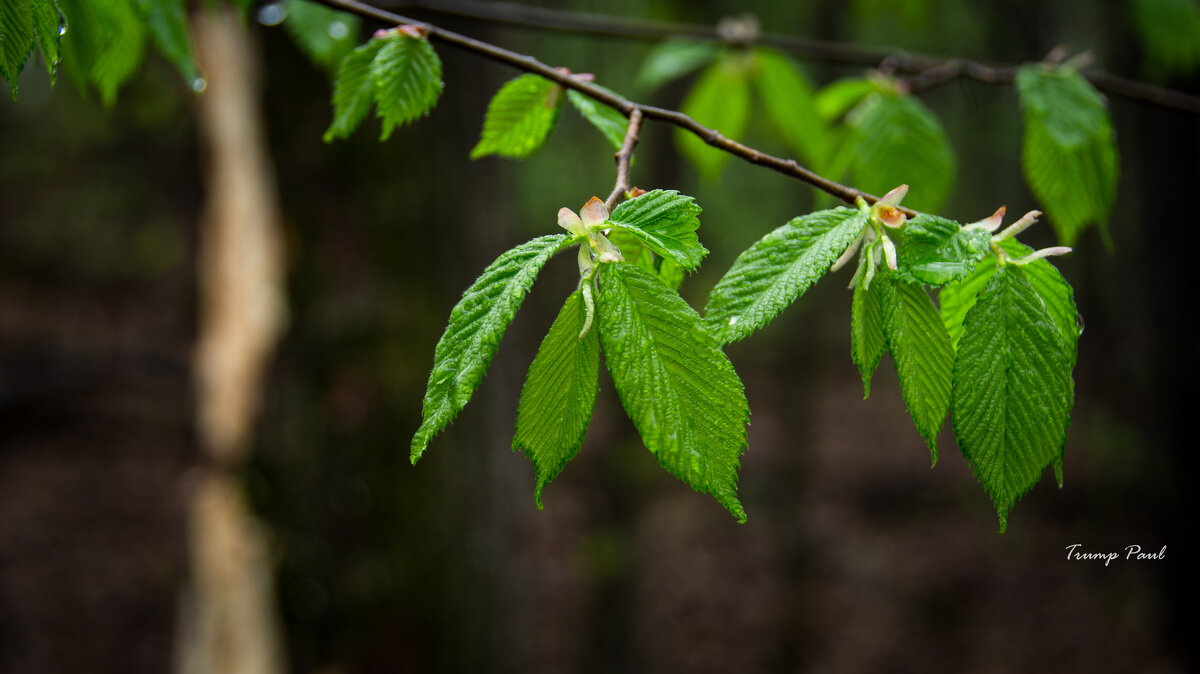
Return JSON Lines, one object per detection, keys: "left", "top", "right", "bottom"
{"left": 175, "top": 8, "right": 288, "bottom": 674}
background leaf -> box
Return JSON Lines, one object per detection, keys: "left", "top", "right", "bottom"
{"left": 843, "top": 89, "right": 955, "bottom": 212}
{"left": 605, "top": 189, "right": 706, "bottom": 270}
{"left": 58, "top": 0, "right": 147, "bottom": 105}
{"left": 514, "top": 290, "right": 600, "bottom": 508}
{"left": 133, "top": 0, "right": 198, "bottom": 83}
{"left": 597, "top": 262, "right": 749, "bottom": 522}
{"left": 282, "top": 0, "right": 361, "bottom": 71}
{"left": 951, "top": 266, "right": 1073, "bottom": 532}
{"left": 411, "top": 235, "right": 567, "bottom": 462}
{"left": 636, "top": 38, "right": 717, "bottom": 90}
{"left": 471, "top": 73, "right": 563, "bottom": 159}
{"left": 1016, "top": 65, "right": 1119, "bottom": 245}
{"left": 753, "top": 47, "right": 825, "bottom": 164}
{"left": 676, "top": 52, "right": 753, "bottom": 178}
{"left": 1133, "top": 0, "right": 1200, "bottom": 77}
{"left": 705, "top": 207, "right": 868, "bottom": 343}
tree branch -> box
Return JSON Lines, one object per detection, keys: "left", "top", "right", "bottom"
{"left": 606, "top": 108, "right": 643, "bottom": 210}
{"left": 380, "top": 0, "right": 1200, "bottom": 115}
{"left": 316, "top": 0, "right": 899, "bottom": 211}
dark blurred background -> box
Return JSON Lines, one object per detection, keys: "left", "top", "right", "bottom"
{"left": 1, "top": 0, "right": 1195, "bottom": 672}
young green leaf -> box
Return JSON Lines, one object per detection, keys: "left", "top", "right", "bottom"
{"left": 752, "top": 47, "right": 825, "bottom": 164}
{"left": 58, "top": 0, "right": 148, "bottom": 105}
{"left": 282, "top": 0, "right": 361, "bottom": 71}
{"left": 879, "top": 275, "right": 954, "bottom": 459}
{"left": 1, "top": 0, "right": 35, "bottom": 97}
{"left": 940, "top": 237, "right": 1079, "bottom": 355}
{"left": 705, "top": 207, "right": 869, "bottom": 344}
{"left": 850, "top": 269, "right": 886, "bottom": 398}
{"left": 606, "top": 228, "right": 685, "bottom": 291}
{"left": 844, "top": 90, "right": 955, "bottom": 212}
{"left": 893, "top": 214, "right": 992, "bottom": 286}
{"left": 30, "top": 0, "right": 62, "bottom": 82}
{"left": 635, "top": 38, "right": 717, "bottom": 90}
{"left": 605, "top": 189, "right": 706, "bottom": 271}
{"left": 952, "top": 265, "right": 1073, "bottom": 532}
{"left": 471, "top": 74, "right": 563, "bottom": 159}
{"left": 676, "top": 53, "right": 752, "bottom": 178}
{"left": 1016, "top": 65, "right": 1118, "bottom": 245}
{"left": 411, "top": 234, "right": 568, "bottom": 462}
{"left": 324, "top": 37, "right": 384, "bottom": 141}
{"left": 514, "top": 290, "right": 600, "bottom": 508}
{"left": 133, "top": 0, "right": 198, "bottom": 82}
{"left": 371, "top": 31, "right": 443, "bottom": 140}
{"left": 597, "top": 262, "right": 749, "bottom": 522}
{"left": 566, "top": 87, "right": 628, "bottom": 151}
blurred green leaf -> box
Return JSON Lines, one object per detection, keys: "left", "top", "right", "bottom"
{"left": 1016, "top": 65, "right": 1118, "bottom": 245}
{"left": 753, "top": 47, "right": 825, "bottom": 164}
{"left": 636, "top": 38, "right": 717, "bottom": 90}
{"left": 1133, "top": 0, "right": 1200, "bottom": 77}
{"left": 676, "top": 52, "right": 752, "bottom": 178}
{"left": 843, "top": 89, "right": 955, "bottom": 211}
{"left": 133, "top": 0, "right": 197, "bottom": 83}
{"left": 816, "top": 77, "right": 878, "bottom": 121}
{"left": 58, "top": 0, "right": 148, "bottom": 105}
{"left": 282, "top": 0, "right": 361, "bottom": 71}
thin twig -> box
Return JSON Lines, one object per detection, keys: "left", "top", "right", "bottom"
{"left": 380, "top": 0, "right": 1200, "bottom": 115}
{"left": 315, "top": 0, "right": 903, "bottom": 211}
{"left": 606, "top": 108, "right": 643, "bottom": 210}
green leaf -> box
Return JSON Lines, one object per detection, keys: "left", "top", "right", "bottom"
{"left": 952, "top": 265, "right": 1073, "bottom": 532}
{"left": 324, "top": 38, "right": 383, "bottom": 141}
{"left": 371, "top": 31, "right": 443, "bottom": 140}
{"left": 1133, "top": 0, "right": 1200, "bottom": 77}
{"left": 1, "top": 0, "right": 35, "bottom": 97}
{"left": 605, "top": 189, "right": 706, "bottom": 271}
{"left": 752, "top": 47, "right": 824, "bottom": 164}
{"left": 1016, "top": 65, "right": 1118, "bottom": 245}
{"left": 844, "top": 90, "right": 955, "bottom": 212}
{"left": 31, "top": 0, "right": 61, "bottom": 82}
{"left": 676, "top": 52, "right": 752, "bottom": 178}
{"left": 879, "top": 275, "right": 954, "bottom": 459}
{"left": 606, "top": 228, "right": 685, "bottom": 291}
{"left": 133, "top": 0, "right": 198, "bottom": 82}
{"left": 636, "top": 38, "right": 717, "bottom": 90}
{"left": 940, "top": 238, "right": 1080, "bottom": 356}
{"left": 411, "top": 234, "right": 567, "bottom": 462}
{"left": 471, "top": 73, "right": 563, "bottom": 159}
{"left": 705, "top": 207, "right": 869, "bottom": 344}
{"left": 850, "top": 269, "right": 885, "bottom": 398}
{"left": 514, "top": 290, "right": 601, "bottom": 508}
{"left": 282, "top": 0, "right": 361, "bottom": 71}
{"left": 816, "top": 77, "right": 877, "bottom": 121}
{"left": 894, "top": 214, "right": 992, "bottom": 286}
{"left": 597, "top": 262, "right": 749, "bottom": 522}
{"left": 58, "top": 0, "right": 148, "bottom": 105}
{"left": 566, "top": 87, "right": 628, "bottom": 151}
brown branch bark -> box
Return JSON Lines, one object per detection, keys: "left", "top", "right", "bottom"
{"left": 606, "top": 108, "right": 643, "bottom": 210}
{"left": 316, "top": 0, "right": 897, "bottom": 210}
{"left": 382, "top": 0, "right": 1200, "bottom": 115}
